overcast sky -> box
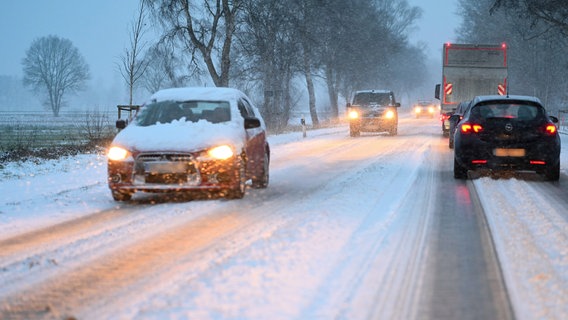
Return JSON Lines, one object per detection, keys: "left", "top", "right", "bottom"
{"left": 0, "top": 0, "right": 459, "bottom": 96}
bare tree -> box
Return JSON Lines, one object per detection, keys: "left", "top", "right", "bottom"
{"left": 146, "top": 0, "right": 241, "bottom": 87}
{"left": 22, "top": 35, "right": 89, "bottom": 116}
{"left": 491, "top": 0, "right": 568, "bottom": 35}
{"left": 118, "top": 1, "right": 149, "bottom": 105}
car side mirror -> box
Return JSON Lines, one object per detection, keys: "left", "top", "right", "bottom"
{"left": 116, "top": 119, "right": 127, "bottom": 129}
{"left": 434, "top": 84, "right": 441, "bottom": 100}
{"left": 395, "top": 102, "right": 401, "bottom": 108}
{"left": 244, "top": 117, "right": 261, "bottom": 129}
{"left": 549, "top": 115, "right": 559, "bottom": 123}
{"left": 346, "top": 102, "right": 351, "bottom": 108}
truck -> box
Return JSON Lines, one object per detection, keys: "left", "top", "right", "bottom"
{"left": 434, "top": 43, "right": 508, "bottom": 136}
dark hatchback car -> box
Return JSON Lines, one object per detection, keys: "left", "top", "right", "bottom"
{"left": 107, "top": 87, "right": 270, "bottom": 201}
{"left": 453, "top": 95, "right": 560, "bottom": 180}
{"left": 346, "top": 90, "right": 400, "bottom": 137}
{"left": 448, "top": 100, "right": 472, "bottom": 149}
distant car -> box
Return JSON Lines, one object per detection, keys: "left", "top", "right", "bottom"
{"left": 107, "top": 87, "right": 270, "bottom": 201}
{"left": 413, "top": 100, "right": 436, "bottom": 118}
{"left": 453, "top": 95, "right": 560, "bottom": 180}
{"left": 448, "top": 100, "right": 472, "bottom": 149}
{"left": 347, "top": 90, "right": 400, "bottom": 137}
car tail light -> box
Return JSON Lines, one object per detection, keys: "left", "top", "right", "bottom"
{"left": 545, "top": 124, "right": 557, "bottom": 135}
{"left": 530, "top": 160, "right": 546, "bottom": 165}
{"left": 472, "top": 160, "right": 487, "bottom": 164}
{"left": 461, "top": 123, "right": 483, "bottom": 134}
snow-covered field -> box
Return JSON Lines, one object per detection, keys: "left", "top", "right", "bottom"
{"left": 1, "top": 116, "right": 567, "bottom": 319}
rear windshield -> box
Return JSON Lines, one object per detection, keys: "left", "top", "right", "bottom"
{"left": 353, "top": 92, "right": 393, "bottom": 106}
{"left": 470, "top": 103, "right": 544, "bottom": 121}
{"left": 135, "top": 100, "right": 231, "bottom": 126}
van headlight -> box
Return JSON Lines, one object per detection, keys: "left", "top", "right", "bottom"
{"left": 385, "top": 110, "right": 395, "bottom": 119}
{"left": 348, "top": 110, "right": 359, "bottom": 119}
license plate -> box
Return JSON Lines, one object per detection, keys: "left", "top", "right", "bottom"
{"left": 494, "top": 148, "right": 525, "bottom": 157}
{"left": 144, "top": 161, "right": 188, "bottom": 173}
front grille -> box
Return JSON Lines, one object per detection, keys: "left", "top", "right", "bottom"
{"left": 137, "top": 153, "right": 194, "bottom": 162}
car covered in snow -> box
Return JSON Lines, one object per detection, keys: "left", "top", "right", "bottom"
{"left": 107, "top": 87, "right": 270, "bottom": 201}
{"left": 346, "top": 89, "right": 400, "bottom": 137}
{"left": 453, "top": 95, "right": 560, "bottom": 180}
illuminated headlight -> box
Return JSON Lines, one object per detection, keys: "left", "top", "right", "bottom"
{"left": 207, "top": 145, "right": 234, "bottom": 160}
{"left": 107, "top": 146, "right": 130, "bottom": 161}
{"left": 348, "top": 110, "right": 359, "bottom": 119}
{"left": 428, "top": 107, "right": 435, "bottom": 113}
{"left": 385, "top": 110, "right": 395, "bottom": 119}
{"left": 415, "top": 107, "right": 421, "bottom": 113}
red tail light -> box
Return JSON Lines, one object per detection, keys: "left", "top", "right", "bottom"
{"left": 530, "top": 160, "right": 546, "bottom": 165}
{"left": 545, "top": 124, "right": 557, "bottom": 135}
{"left": 461, "top": 123, "right": 483, "bottom": 134}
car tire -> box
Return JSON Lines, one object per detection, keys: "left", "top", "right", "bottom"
{"left": 454, "top": 157, "right": 468, "bottom": 179}
{"left": 251, "top": 152, "right": 269, "bottom": 189}
{"left": 388, "top": 125, "right": 397, "bottom": 136}
{"left": 226, "top": 156, "right": 246, "bottom": 199}
{"left": 112, "top": 190, "right": 132, "bottom": 201}
{"left": 544, "top": 161, "right": 560, "bottom": 181}
{"left": 350, "top": 128, "right": 360, "bottom": 137}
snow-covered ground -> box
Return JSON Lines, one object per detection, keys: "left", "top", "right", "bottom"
{"left": 1, "top": 115, "right": 567, "bottom": 319}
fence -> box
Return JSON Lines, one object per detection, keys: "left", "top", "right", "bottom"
{"left": 0, "top": 111, "right": 118, "bottom": 151}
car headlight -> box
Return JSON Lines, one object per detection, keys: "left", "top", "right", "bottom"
{"left": 348, "top": 110, "right": 359, "bottom": 119}
{"left": 428, "top": 107, "right": 435, "bottom": 113}
{"left": 107, "top": 146, "right": 130, "bottom": 161}
{"left": 385, "top": 110, "right": 395, "bottom": 119}
{"left": 415, "top": 107, "right": 421, "bottom": 113}
{"left": 207, "top": 145, "right": 234, "bottom": 160}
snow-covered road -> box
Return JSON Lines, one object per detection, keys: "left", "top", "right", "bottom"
{"left": 1, "top": 115, "right": 567, "bottom": 319}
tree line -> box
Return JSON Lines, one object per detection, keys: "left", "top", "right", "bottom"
{"left": 20, "top": 0, "right": 567, "bottom": 129}
{"left": 139, "top": 0, "right": 426, "bottom": 131}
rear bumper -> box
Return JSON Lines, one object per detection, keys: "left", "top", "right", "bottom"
{"left": 455, "top": 137, "right": 560, "bottom": 171}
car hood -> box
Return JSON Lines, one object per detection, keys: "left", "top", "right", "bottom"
{"left": 111, "top": 119, "right": 246, "bottom": 153}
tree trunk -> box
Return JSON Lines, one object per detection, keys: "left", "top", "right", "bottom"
{"left": 303, "top": 49, "right": 318, "bottom": 127}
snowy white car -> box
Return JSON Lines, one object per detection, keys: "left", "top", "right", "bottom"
{"left": 107, "top": 87, "right": 270, "bottom": 201}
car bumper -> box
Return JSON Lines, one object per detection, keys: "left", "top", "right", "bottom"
{"left": 108, "top": 157, "right": 240, "bottom": 193}
{"left": 455, "top": 137, "right": 560, "bottom": 171}
{"left": 350, "top": 117, "right": 397, "bottom": 131}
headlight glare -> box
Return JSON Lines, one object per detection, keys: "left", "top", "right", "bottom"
{"left": 385, "top": 110, "right": 395, "bottom": 119}
{"left": 108, "top": 146, "right": 129, "bottom": 161}
{"left": 208, "top": 145, "right": 234, "bottom": 160}
{"left": 348, "top": 110, "right": 359, "bottom": 119}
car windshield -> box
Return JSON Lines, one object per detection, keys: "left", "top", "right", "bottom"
{"left": 471, "top": 103, "right": 543, "bottom": 121}
{"left": 353, "top": 93, "right": 392, "bottom": 106}
{"left": 134, "top": 100, "right": 231, "bottom": 126}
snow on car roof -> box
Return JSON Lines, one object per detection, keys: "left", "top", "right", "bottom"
{"left": 355, "top": 89, "right": 392, "bottom": 94}
{"left": 149, "top": 87, "right": 245, "bottom": 103}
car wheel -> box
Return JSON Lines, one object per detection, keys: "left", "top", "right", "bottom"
{"left": 454, "top": 157, "right": 468, "bottom": 179}
{"left": 112, "top": 190, "right": 132, "bottom": 201}
{"left": 226, "top": 156, "right": 246, "bottom": 199}
{"left": 350, "top": 128, "right": 360, "bottom": 137}
{"left": 544, "top": 161, "right": 560, "bottom": 181}
{"left": 388, "top": 125, "right": 397, "bottom": 136}
{"left": 251, "top": 152, "right": 269, "bottom": 189}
